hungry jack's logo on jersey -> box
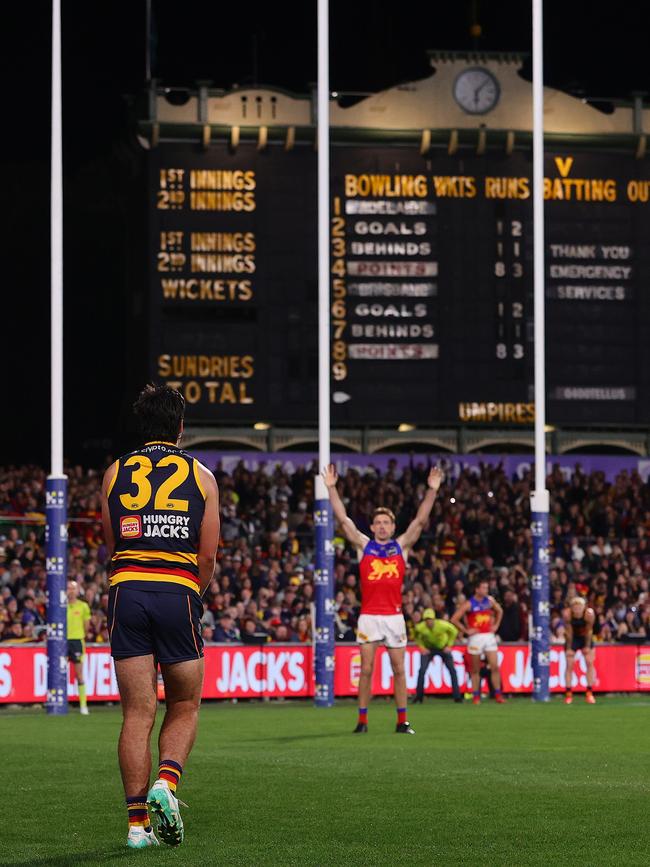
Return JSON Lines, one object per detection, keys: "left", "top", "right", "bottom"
{"left": 120, "top": 515, "right": 142, "bottom": 539}
{"left": 367, "top": 558, "right": 400, "bottom": 581}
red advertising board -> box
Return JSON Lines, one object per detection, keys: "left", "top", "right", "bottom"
{"left": 0, "top": 645, "right": 120, "bottom": 703}
{"left": 333, "top": 644, "right": 650, "bottom": 695}
{"left": 0, "top": 645, "right": 313, "bottom": 703}
{"left": 203, "top": 645, "right": 313, "bottom": 699}
{"left": 1, "top": 643, "right": 650, "bottom": 703}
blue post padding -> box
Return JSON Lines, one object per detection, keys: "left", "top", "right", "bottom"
{"left": 531, "top": 510, "right": 550, "bottom": 702}
{"left": 314, "top": 498, "right": 335, "bottom": 707}
{"left": 46, "top": 476, "right": 68, "bottom": 714}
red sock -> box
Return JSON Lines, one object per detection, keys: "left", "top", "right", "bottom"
{"left": 397, "top": 707, "right": 407, "bottom": 725}
{"left": 358, "top": 707, "right": 368, "bottom": 724}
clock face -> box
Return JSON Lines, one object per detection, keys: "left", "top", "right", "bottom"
{"left": 453, "top": 68, "right": 500, "bottom": 115}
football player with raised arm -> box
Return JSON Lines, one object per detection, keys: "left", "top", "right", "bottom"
{"left": 323, "top": 464, "right": 442, "bottom": 734}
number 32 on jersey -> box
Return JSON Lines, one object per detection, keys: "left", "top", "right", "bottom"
{"left": 119, "top": 455, "right": 190, "bottom": 512}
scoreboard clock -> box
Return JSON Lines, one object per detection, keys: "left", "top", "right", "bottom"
{"left": 453, "top": 67, "right": 501, "bottom": 115}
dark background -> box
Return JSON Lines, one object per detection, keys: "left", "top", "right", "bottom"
{"left": 4, "top": 0, "right": 649, "bottom": 464}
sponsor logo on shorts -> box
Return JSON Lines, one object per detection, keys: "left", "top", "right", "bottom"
{"left": 120, "top": 515, "right": 142, "bottom": 539}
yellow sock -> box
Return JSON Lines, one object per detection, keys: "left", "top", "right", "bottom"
{"left": 79, "top": 684, "right": 87, "bottom": 710}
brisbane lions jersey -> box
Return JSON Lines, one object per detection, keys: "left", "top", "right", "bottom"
{"left": 466, "top": 596, "right": 495, "bottom": 634}
{"left": 359, "top": 540, "right": 405, "bottom": 615}
{"left": 107, "top": 441, "right": 207, "bottom": 595}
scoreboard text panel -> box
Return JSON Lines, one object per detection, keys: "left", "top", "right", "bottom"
{"left": 149, "top": 146, "right": 650, "bottom": 425}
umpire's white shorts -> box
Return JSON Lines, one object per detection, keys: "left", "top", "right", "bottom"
{"left": 357, "top": 614, "right": 407, "bottom": 648}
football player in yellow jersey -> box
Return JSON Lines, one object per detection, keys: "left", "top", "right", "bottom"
{"left": 67, "top": 579, "right": 91, "bottom": 715}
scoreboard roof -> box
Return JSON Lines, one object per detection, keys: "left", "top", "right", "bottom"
{"left": 140, "top": 52, "right": 650, "bottom": 151}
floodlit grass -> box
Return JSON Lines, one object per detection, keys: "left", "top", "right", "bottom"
{"left": 3, "top": 696, "right": 649, "bottom": 866}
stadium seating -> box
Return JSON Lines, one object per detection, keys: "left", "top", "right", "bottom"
{"left": 1, "top": 459, "right": 649, "bottom": 644}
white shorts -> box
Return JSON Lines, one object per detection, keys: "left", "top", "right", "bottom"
{"left": 467, "top": 632, "right": 498, "bottom": 655}
{"left": 357, "top": 613, "right": 407, "bottom": 648}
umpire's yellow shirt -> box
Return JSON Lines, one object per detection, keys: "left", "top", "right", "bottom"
{"left": 414, "top": 619, "right": 458, "bottom": 651}
{"left": 68, "top": 600, "right": 91, "bottom": 640}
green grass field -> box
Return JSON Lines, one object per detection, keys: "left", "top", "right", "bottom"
{"left": 3, "top": 696, "right": 649, "bottom": 866}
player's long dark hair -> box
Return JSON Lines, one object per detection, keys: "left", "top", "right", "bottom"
{"left": 133, "top": 384, "right": 185, "bottom": 444}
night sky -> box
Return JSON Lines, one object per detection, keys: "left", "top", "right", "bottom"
{"left": 4, "top": 0, "right": 648, "bottom": 465}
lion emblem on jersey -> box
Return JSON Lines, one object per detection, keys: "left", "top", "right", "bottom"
{"left": 368, "top": 558, "right": 400, "bottom": 581}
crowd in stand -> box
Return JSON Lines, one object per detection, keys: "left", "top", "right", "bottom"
{"left": 2, "top": 457, "right": 650, "bottom": 646}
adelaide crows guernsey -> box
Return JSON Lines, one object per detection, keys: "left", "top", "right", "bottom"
{"left": 107, "top": 441, "right": 207, "bottom": 596}
{"left": 467, "top": 596, "right": 494, "bottom": 634}
{"left": 359, "top": 539, "right": 405, "bottom": 615}
{"left": 571, "top": 613, "right": 589, "bottom": 637}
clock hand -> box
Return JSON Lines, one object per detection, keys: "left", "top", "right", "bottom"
{"left": 474, "top": 79, "right": 490, "bottom": 103}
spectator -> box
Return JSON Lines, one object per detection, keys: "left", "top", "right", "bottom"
{"left": 213, "top": 613, "right": 241, "bottom": 643}
{"left": 498, "top": 590, "right": 522, "bottom": 642}
{"left": 20, "top": 593, "right": 44, "bottom": 628}
{"left": 271, "top": 623, "right": 296, "bottom": 643}
{"left": 241, "top": 618, "right": 269, "bottom": 645}
{"left": 201, "top": 603, "right": 216, "bottom": 631}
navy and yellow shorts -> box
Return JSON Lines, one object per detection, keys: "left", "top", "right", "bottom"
{"left": 108, "top": 584, "right": 204, "bottom": 664}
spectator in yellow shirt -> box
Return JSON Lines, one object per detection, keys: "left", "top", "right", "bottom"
{"left": 413, "top": 608, "right": 462, "bottom": 703}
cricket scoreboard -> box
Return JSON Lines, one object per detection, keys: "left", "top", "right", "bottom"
{"left": 149, "top": 145, "right": 650, "bottom": 426}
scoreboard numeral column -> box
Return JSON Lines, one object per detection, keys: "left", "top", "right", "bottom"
{"left": 510, "top": 219, "right": 525, "bottom": 362}
{"left": 495, "top": 218, "right": 526, "bottom": 364}
{"left": 331, "top": 196, "right": 348, "bottom": 383}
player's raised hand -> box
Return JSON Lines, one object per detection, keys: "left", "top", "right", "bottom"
{"left": 427, "top": 466, "right": 443, "bottom": 492}
{"left": 322, "top": 463, "right": 339, "bottom": 488}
